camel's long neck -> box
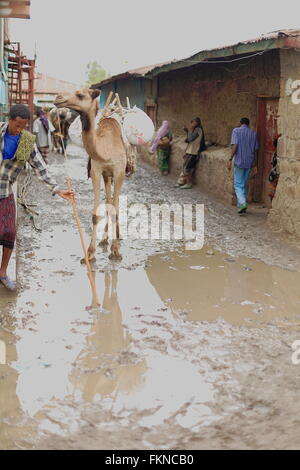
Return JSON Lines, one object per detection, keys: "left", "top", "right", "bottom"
{"left": 79, "top": 108, "right": 99, "bottom": 160}
{"left": 80, "top": 108, "right": 125, "bottom": 163}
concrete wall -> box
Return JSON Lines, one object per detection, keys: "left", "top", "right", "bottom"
{"left": 268, "top": 49, "right": 300, "bottom": 236}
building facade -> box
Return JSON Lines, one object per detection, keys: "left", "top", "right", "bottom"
{"left": 34, "top": 73, "right": 80, "bottom": 109}
{"left": 94, "top": 30, "right": 300, "bottom": 239}
{"left": 92, "top": 63, "right": 170, "bottom": 126}
{"left": 146, "top": 30, "right": 300, "bottom": 237}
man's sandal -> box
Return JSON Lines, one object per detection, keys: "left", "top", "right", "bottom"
{"left": 0, "top": 276, "right": 17, "bottom": 291}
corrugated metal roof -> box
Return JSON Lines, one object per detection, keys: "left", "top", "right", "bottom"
{"left": 91, "top": 29, "right": 300, "bottom": 87}
{"left": 91, "top": 61, "right": 174, "bottom": 88}
{"left": 147, "top": 29, "right": 300, "bottom": 77}
{"left": 208, "top": 29, "right": 300, "bottom": 50}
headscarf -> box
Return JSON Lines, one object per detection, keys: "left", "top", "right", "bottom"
{"left": 37, "top": 110, "right": 49, "bottom": 133}
{"left": 150, "top": 120, "right": 171, "bottom": 153}
{"left": 192, "top": 117, "right": 201, "bottom": 127}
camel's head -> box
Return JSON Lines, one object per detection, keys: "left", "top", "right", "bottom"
{"left": 54, "top": 88, "right": 100, "bottom": 114}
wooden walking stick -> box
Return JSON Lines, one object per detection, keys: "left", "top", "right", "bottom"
{"left": 56, "top": 110, "right": 100, "bottom": 307}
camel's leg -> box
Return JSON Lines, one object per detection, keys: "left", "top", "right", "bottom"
{"left": 81, "top": 167, "right": 102, "bottom": 264}
{"left": 109, "top": 172, "right": 124, "bottom": 261}
{"left": 102, "top": 271, "right": 111, "bottom": 311}
{"left": 111, "top": 269, "right": 118, "bottom": 295}
{"left": 55, "top": 134, "right": 61, "bottom": 153}
{"left": 52, "top": 134, "right": 58, "bottom": 152}
{"left": 99, "top": 175, "right": 112, "bottom": 247}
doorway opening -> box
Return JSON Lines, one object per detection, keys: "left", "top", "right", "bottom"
{"left": 252, "top": 97, "right": 279, "bottom": 207}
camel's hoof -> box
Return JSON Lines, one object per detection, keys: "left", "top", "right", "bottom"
{"left": 99, "top": 239, "right": 109, "bottom": 247}
{"left": 109, "top": 253, "right": 122, "bottom": 261}
{"left": 80, "top": 256, "right": 96, "bottom": 265}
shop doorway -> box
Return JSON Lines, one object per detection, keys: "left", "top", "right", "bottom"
{"left": 252, "top": 98, "right": 279, "bottom": 206}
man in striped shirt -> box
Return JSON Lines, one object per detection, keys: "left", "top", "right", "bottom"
{"left": 0, "top": 104, "right": 73, "bottom": 291}
{"left": 227, "top": 117, "right": 259, "bottom": 214}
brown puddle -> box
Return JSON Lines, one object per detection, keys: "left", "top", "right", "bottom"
{"left": 1, "top": 244, "right": 300, "bottom": 449}
{"left": 146, "top": 248, "right": 300, "bottom": 325}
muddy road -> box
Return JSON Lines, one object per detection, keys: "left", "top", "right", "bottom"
{"left": 1, "top": 146, "right": 300, "bottom": 450}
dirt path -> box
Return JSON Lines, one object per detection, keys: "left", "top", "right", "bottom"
{"left": 1, "top": 147, "right": 300, "bottom": 450}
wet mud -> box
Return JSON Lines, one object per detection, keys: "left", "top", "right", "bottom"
{"left": 1, "top": 147, "right": 300, "bottom": 450}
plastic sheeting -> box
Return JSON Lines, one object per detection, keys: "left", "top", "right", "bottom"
{"left": 68, "top": 106, "right": 154, "bottom": 148}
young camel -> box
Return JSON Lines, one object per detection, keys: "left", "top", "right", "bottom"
{"left": 54, "top": 88, "right": 126, "bottom": 261}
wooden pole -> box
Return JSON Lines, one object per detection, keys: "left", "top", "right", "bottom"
{"left": 104, "top": 90, "right": 114, "bottom": 108}
{"left": 65, "top": 176, "right": 100, "bottom": 306}
{"left": 56, "top": 109, "right": 100, "bottom": 306}
{"left": 104, "top": 91, "right": 114, "bottom": 116}
{"left": 115, "top": 93, "right": 124, "bottom": 117}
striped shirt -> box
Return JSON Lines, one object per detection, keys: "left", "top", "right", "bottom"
{"left": 231, "top": 124, "right": 259, "bottom": 169}
{"left": 0, "top": 122, "right": 59, "bottom": 200}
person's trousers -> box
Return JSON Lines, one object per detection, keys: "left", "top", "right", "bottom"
{"left": 233, "top": 166, "right": 251, "bottom": 207}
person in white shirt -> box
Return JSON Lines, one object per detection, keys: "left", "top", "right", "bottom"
{"left": 33, "top": 107, "right": 55, "bottom": 164}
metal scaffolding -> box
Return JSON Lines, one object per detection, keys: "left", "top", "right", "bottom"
{"left": 6, "top": 41, "right": 35, "bottom": 126}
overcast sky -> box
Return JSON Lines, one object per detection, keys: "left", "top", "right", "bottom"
{"left": 9, "top": 0, "right": 300, "bottom": 85}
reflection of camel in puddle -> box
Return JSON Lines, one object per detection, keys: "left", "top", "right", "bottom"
{"left": 69, "top": 271, "right": 146, "bottom": 401}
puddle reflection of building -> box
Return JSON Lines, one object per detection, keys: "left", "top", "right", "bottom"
{"left": 0, "top": 326, "right": 33, "bottom": 449}
{"left": 223, "top": 258, "right": 300, "bottom": 322}
{"left": 145, "top": 251, "right": 236, "bottom": 322}
{"left": 69, "top": 270, "right": 147, "bottom": 401}
{"left": 145, "top": 250, "right": 299, "bottom": 324}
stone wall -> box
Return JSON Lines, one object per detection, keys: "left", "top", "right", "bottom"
{"left": 268, "top": 48, "right": 300, "bottom": 237}
{"left": 139, "top": 140, "right": 234, "bottom": 204}
{"left": 156, "top": 50, "right": 280, "bottom": 146}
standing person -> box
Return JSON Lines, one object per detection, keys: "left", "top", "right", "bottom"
{"left": 33, "top": 107, "right": 55, "bottom": 164}
{"left": 227, "top": 117, "right": 259, "bottom": 214}
{"left": 0, "top": 104, "right": 73, "bottom": 291}
{"left": 175, "top": 117, "right": 206, "bottom": 189}
{"left": 150, "top": 120, "right": 172, "bottom": 175}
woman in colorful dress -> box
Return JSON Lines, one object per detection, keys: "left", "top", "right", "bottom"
{"left": 150, "top": 120, "right": 172, "bottom": 175}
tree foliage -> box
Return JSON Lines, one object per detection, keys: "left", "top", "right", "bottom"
{"left": 85, "top": 61, "right": 109, "bottom": 86}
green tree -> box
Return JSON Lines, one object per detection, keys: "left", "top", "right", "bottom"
{"left": 85, "top": 61, "right": 110, "bottom": 86}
